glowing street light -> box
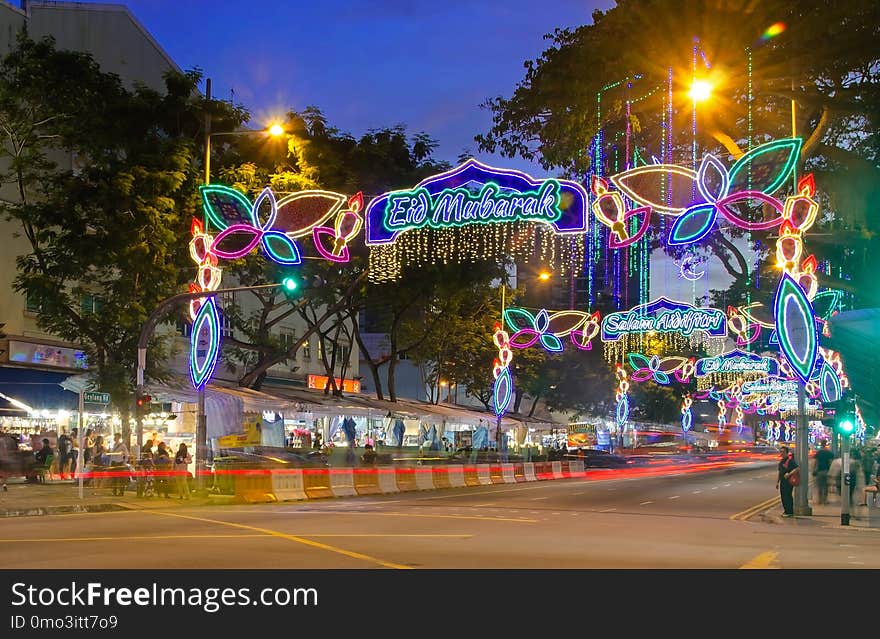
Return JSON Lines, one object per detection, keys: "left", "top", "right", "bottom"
{"left": 537, "top": 271, "right": 552, "bottom": 282}
{"left": 268, "top": 123, "right": 285, "bottom": 137}
{"left": 689, "top": 80, "right": 713, "bottom": 103}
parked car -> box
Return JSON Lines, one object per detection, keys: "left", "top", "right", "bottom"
{"left": 566, "top": 448, "right": 631, "bottom": 468}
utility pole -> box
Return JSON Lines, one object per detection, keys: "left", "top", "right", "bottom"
{"left": 794, "top": 382, "right": 811, "bottom": 515}
{"left": 841, "top": 432, "right": 851, "bottom": 526}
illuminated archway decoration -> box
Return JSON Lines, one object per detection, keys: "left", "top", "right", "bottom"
{"left": 590, "top": 176, "right": 652, "bottom": 248}
{"left": 365, "top": 159, "right": 588, "bottom": 282}
{"left": 615, "top": 364, "right": 629, "bottom": 428}
{"left": 819, "top": 360, "right": 842, "bottom": 403}
{"left": 601, "top": 297, "right": 726, "bottom": 342}
{"left": 774, "top": 273, "right": 818, "bottom": 384}
{"left": 190, "top": 296, "right": 221, "bottom": 391}
{"left": 312, "top": 192, "right": 364, "bottom": 263}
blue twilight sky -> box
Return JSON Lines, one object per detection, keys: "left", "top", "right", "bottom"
{"left": 118, "top": 0, "right": 613, "bottom": 178}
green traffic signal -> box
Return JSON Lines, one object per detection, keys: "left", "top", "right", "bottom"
{"left": 282, "top": 277, "right": 298, "bottom": 292}
{"left": 838, "top": 418, "right": 855, "bottom": 434}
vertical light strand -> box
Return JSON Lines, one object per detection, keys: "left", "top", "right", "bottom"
{"left": 746, "top": 45, "right": 754, "bottom": 349}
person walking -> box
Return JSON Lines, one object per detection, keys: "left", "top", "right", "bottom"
{"left": 775, "top": 445, "right": 799, "bottom": 517}
{"left": 154, "top": 442, "right": 172, "bottom": 498}
{"left": 173, "top": 443, "right": 192, "bottom": 500}
{"left": 111, "top": 433, "right": 129, "bottom": 464}
{"left": 813, "top": 441, "right": 834, "bottom": 505}
{"left": 57, "top": 429, "right": 72, "bottom": 479}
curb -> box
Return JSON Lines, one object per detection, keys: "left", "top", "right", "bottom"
{"left": 0, "top": 503, "right": 129, "bottom": 518}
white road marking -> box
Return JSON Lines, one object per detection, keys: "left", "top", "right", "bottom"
{"left": 712, "top": 487, "right": 719, "bottom": 490}
{"left": 692, "top": 490, "right": 702, "bottom": 494}
{"left": 551, "top": 512, "right": 560, "bottom": 515}
{"left": 531, "top": 497, "right": 548, "bottom": 501}
{"left": 573, "top": 492, "right": 585, "bottom": 495}
{"left": 849, "top": 561, "right": 865, "bottom": 565}
{"left": 668, "top": 495, "right": 680, "bottom": 500}
{"left": 724, "top": 483, "right": 732, "bottom": 487}
{"left": 640, "top": 501, "right": 653, "bottom": 505}
{"left": 600, "top": 508, "right": 616, "bottom": 513}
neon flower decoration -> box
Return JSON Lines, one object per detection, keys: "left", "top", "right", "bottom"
{"left": 610, "top": 164, "right": 698, "bottom": 215}
{"left": 716, "top": 190, "right": 785, "bottom": 231}
{"left": 774, "top": 272, "right": 819, "bottom": 384}
{"left": 627, "top": 353, "right": 695, "bottom": 384}
{"left": 503, "top": 307, "right": 600, "bottom": 352}
{"left": 189, "top": 296, "right": 221, "bottom": 391}
{"left": 492, "top": 322, "right": 514, "bottom": 417}
{"left": 726, "top": 138, "right": 802, "bottom": 196}
{"left": 312, "top": 192, "right": 364, "bottom": 263}
{"left": 727, "top": 306, "right": 763, "bottom": 347}
{"left": 208, "top": 188, "right": 303, "bottom": 266}
{"left": 681, "top": 395, "right": 693, "bottom": 432}
{"left": 615, "top": 364, "right": 629, "bottom": 428}
{"left": 668, "top": 203, "right": 717, "bottom": 246}
{"left": 590, "top": 176, "right": 652, "bottom": 248}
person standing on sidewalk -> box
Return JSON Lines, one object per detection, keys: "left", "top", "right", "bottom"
{"left": 173, "top": 443, "right": 192, "bottom": 500}
{"left": 776, "top": 445, "right": 799, "bottom": 517}
{"left": 814, "top": 441, "right": 834, "bottom": 505}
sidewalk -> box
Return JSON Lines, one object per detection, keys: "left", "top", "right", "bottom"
{"left": 0, "top": 479, "right": 229, "bottom": 517}
{"left": 756, "top": 487, "right": 880, "bottom": 531}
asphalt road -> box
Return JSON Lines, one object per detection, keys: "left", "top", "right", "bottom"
{"left": 2, "top": 460, "right": 879, "bottom": 569}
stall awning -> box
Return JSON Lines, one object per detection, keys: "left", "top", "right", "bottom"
{"left": 0, "top": 366, "right": 79, "bottom": 414}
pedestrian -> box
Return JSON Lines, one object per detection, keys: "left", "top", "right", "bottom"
{"left": 111, "top": 433, "right": 129, "bottom": 464}
{"left": 93, "top": 435, "right": 108, "bottom": 466}
{"left": 849, "top": 448, "right": 863, "bottom": 506}
{"left": 361, "top": 443, "right": 377, "bottom": 465}
{"left": 83, "top": 429, "right": 95, "bottom": 466}
{"left": 174, "top": 443, "right": 192, "bottom": 500}
{"left": 30, "top": 438, "right": 53, "bottom": 482}
{"left": 813, "top": 441, "right": 834, "bottom": 505}
{"left": 313, "top": 432, "right": 322, "bottom": 450}
{"left": 861, "top": 446, "right": 875, "bottom": 490}
{"left": 57, "top": 429, "right": 72, "bottom": 479}
{"left": 154, "top": 441, "right": 172, "bottom": 498}
{"left": 775, "top": 445, "right": 799, "bottom": 517}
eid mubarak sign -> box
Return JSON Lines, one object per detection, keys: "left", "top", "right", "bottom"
{"left": 601, "top": 297, "right": 727, "bottom": 342}
{"left": 364, "top": 159, "right": 588, "bottom": 245}
{"left": 695, "top": 349, "right": 780, "bottom": 377}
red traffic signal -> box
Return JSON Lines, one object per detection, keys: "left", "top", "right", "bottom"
{"left": 136, "top": 394, "right": 152, "bottom": 407}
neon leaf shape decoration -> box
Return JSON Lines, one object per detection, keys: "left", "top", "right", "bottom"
{"left": 200, "top": 185, "right": 253, "bottom": 232}
{"left": 819, "top": 361, "right": 841, "bottom": 403}
{"left": 508, "top": 329, "right": 540, "bottom": 349}
{"left": 261, "top": 231, "right": 302, "bottom": 265}
{"left": 251, "top": 187, "right": 278, "bottom": 230}
{"left": 609, "top": 206, "right": 652, "bottom": 249}
{"left": 668, "top": 203, "right": 718, "bottom": 245}
{"left": 716, "top": 191, "right": 785, "bottom": 230}
{"left": 546, "top": 311, "right": 587, "bottom": 337}
{"left": 503, "top": 308, "right": 536, "bottom": 332}
{"left": 190, "top": 296, "right": 221, "bottom": 390}
{"left": 628, "top": 353, "right": 651, "bottom": 372}
{"left": 209, "top": 224, "right": 262, "bottom": 259}
{"left": 274, "top": 191, "right": 347, "bottom": 238}
{"left": 728, "top": 138, "right": 802, "bottom": 196}
{"left": 774, "top": 272, "right": 818, "bottom": 384}
{"left": 493, "top": 367, "right": 513, "bottom": 417}
{"left": 811, "top": 290, "right": 842, "bottom": 321}
{"left": 696, "top": 153, "right": 729, "bottom": 202}
{"left": 313, "top": 226, "right": 349, "bottom": 263}
{"left": 539, "top": 333, "right": 564, "bottom": 353}
{"left": 616, "top": 396, "right": 629, "bottom": 425}
{"left": 610, "top": 164, "right": 699, "bottom": 215}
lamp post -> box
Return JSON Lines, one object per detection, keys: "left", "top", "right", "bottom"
{"left": 186, "top": 78, "right": 286, "bottom": 487}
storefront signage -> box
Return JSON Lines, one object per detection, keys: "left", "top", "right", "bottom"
{"left": 601, "top": 297, "right": 727, "bottom": 342}
{"left": 8, "top": 341, "right": 88, "bottom": 370}
{"left": 308, "top": 374, "right": 361, "bottom": 394}
{"left": 365, "top": 159, "right": 588, "bottom": 245}
{"left": 695, "top": 350, "right": 779, "bottom": 377}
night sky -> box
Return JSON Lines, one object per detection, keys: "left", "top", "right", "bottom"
{"left": 119, "top": 0, "right": 612, "bottom": 177}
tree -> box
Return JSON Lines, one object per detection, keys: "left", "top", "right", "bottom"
{"left": 477, "top": 0, "right": 880, "bottom": 308}
{"left": 0, "top": 35, "right": 246, "bottom": 437}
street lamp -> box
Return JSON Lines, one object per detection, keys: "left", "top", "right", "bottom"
{"left": 688, "top": 80, "right": 713, "bottom": 103}
{"left": 204, "top": 122, "right": 287, "bottom": 185}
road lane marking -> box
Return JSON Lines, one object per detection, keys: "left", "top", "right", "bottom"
{"left": 692, "top": 490, "right": 702, "bottom": 494}
{"left": 740, "top": 551, "right": 779, "bottom": 569}
{"left": 668, "top": 495, "right": 680, "bottom": 500}
{"left": 730, "top": 496, "right": 780, "bottom": 521}
{"left": 712, "top": 487, "right": 719, "bottom": 490}
{"left": 639, "top": 501, "right": 653, "bottom": 505}
{"left": 139, "top": 510, "right": 412, "bottom": 570}
{"left": 531, "top": 497, "right": 548, "bottom": 500}
{"left": 573, "top": 492, "right": 585, "bottom": 495}
{"left": 849, "top": 562, "right": 865, "bottom": 565}
{"left": 280, "top": 510, "right": 537, "bottom": 523}
{"left": 724, "top": 483, "right": 732, "bottom": 487}
{"left": 599, "top": 508, "right": 616, "bottom": 513}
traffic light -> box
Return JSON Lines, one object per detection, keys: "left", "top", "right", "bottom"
{"left": 279, "top": 273, "right": 326, "bottom": 302}
{"left": 835, "top": 396, "right": 856, "bottom": 435}
{"left": 135, "top": 393, "right": 152, "bottom": 416}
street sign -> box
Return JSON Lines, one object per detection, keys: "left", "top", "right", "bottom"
{"left": 83, "top": 391, "right": 110, "bottom": 404}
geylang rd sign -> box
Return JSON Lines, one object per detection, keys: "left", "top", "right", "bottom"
{"left": 601, "top": 297, "right": 727, "bottom": 342}
{"left": 365, "top": 159, "right": 588, "bottom": 245}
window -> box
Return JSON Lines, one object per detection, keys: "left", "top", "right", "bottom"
{"left": 218, "top": 291, "right": 234, "bottom": 338}
{"left": 80, "top": 294, "right": 103, "bottom": 315}
{"left": 25, "top": 290, "right": 41, "bottom": 314}
{"left": 316, "top": 339, "right": 323, "bottom": 360}
{"left": 279, "top": 329, "right": 296, "bottom": 352}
